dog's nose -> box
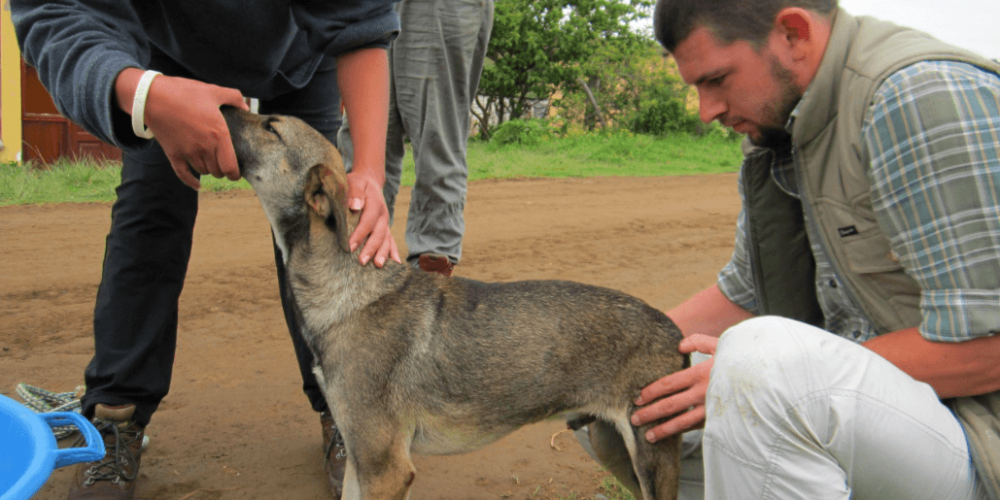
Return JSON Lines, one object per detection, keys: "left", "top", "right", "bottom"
{"left": 221, "top": 105, "right": 248, "bottom": 134}
{"left": 221, "top": 106, "right": 251, "bottom": 174}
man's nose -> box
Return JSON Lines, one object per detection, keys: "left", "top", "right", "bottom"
{"left": 698, "top": 91, "right": 726, "bottom": 124}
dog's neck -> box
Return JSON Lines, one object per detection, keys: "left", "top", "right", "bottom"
{"left": 287, "top": 230, "right": 407, "bottom": 337}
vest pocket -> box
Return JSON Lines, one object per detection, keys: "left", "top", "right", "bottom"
{"left": 842, "top": 230, "right": 904, "bottom": 274}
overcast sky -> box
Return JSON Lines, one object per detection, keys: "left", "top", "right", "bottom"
{"left": 838, "top": 0, "right": 999, "bottom": 60}
{"left": 635, "top": 1, "right": 999, "bottom": 60}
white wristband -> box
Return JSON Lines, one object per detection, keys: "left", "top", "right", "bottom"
{"left": 131, "top": 70, "right": 162, "bottom": 139}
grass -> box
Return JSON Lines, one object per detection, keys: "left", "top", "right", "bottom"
{"left": 408, "top": 130, "right": 742, "bottom": 185}
{"left": 0, "top": 157, "right": 250, "bottom": 206}
{"left": 1, "top": 131, "right": 741, "bottom": 206}
{"left": 597, "top": 475, "right": 638, "bottom": 500}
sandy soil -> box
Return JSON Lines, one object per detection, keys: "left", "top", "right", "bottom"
{"left": 0, "top": 174, "right": 740, "bottom": 500}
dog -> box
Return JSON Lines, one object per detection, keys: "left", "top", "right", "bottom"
{"left": 222, "top": 106, "right": 687, "bottom": 500}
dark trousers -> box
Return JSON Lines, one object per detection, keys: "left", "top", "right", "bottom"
{"left": 82, "top": 60, "right": 340, "bottom": 427}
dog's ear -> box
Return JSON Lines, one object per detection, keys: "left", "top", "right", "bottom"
{"left": 304, "top": 164, "right": 353, "bottom": 253}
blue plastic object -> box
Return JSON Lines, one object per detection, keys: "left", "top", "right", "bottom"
{"left": 0, "top": 394, "right": 104, "bottom": 500}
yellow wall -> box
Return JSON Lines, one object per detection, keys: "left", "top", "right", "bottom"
{"left": 1, "top": 3, "right": 22, "bottom": 163}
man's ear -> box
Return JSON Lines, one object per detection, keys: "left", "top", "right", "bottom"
{"left": 777, "top": 9, "right": 812, "bottom": 43}
{"left": 769, "top": 7, "right": 830, "bottom": 87}
{"left": 770, "top": 7, "right": 820, "bottom": 62}
{"left": 304, "top": 164, "right": 353, "bottom": 253}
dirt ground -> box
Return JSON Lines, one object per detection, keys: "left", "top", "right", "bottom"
{"left": 0, "top": 173, "right": 740, "bottom": 500}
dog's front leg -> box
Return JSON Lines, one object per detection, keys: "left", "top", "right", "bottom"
{"left": 341, "top": 460, "right": 362, "bottom": 500}
{"left": 313, "top": 364, "right": 328, "bottom": 395}
{"left": 353, "top": 448, "right": 417, "bottom": 499}
{"left": 333, "top": 404, "right": 417, "bottom": 500}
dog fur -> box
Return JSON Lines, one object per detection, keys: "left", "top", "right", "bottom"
{"left": 222, "top": 107, "right": 687, "bottom": 500}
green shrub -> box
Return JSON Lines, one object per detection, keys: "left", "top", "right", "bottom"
{"left": 490, "top": 118, "right": 550, "bottom": 147}
{"left": 630, "top": 89, "right": 701, "bottom": 137}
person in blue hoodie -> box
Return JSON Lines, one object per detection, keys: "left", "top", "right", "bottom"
{"left": 12, "top": 2, "right": 401, "bottom": 498}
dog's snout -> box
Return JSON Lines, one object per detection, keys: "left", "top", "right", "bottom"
{"left": 221, "top": 105, "right": 248, "bottom": 135}
{"left": 221, "top": 106, "right": 254, "bottom": 174}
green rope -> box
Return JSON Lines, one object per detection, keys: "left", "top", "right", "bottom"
{"left": 15, "top": 383, "right": 85, "bottom": 439}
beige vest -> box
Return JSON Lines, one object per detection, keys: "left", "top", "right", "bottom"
{"left": 747, "top": 10, "right": 1000, "bottom": 497}
{"left": 793, "top": 11, "right": 1000, "bottom": 333}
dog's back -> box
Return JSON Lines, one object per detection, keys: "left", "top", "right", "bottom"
{"left": 386, "top": 277, "right": 685, "bottom": 428}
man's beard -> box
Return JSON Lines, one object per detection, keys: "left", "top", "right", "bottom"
{"left": 749, "top": 56, "right": 803, "bottom": 149}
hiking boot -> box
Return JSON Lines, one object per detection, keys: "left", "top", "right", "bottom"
{"left": 321, "top": 411, "right": 347, "bottom": 498}
{"left": 416, "top": 254, "right": 455, "bottom": 277}
{"left": 67, "top": 404, "right": 144, "bottom": 500}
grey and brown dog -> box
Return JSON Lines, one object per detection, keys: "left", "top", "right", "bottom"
{"left": 222, "top": 107, "right": 687, "bottom": 500}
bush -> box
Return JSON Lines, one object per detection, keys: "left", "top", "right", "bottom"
{"left": 629, "top": 88, "right": 701, "bottom": 137}
{"left": 705, "top": 121, "right": 744, "bottom": 142}
{"left": 489, "top": 118, "right": 551, "bottom": 147}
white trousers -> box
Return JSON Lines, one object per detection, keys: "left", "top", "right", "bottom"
{"left": 694, "top": 316, "right": 987, "bottom": 500}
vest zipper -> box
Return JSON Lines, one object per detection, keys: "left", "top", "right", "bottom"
{"left": 745, "top": 152, "right": 770, "bottom": 315}
{"left": 790, "top": 144, "right": 886, "bottom": 334}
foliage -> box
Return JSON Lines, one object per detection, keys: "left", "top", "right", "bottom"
{"left": 475, "top": 0, "right": 653, "bottom": 138}
{"left": 554, "top": 40, "right": 701, "bottom": 136}
{"left": 489, "top": 118, "right": 552, "bottom": 147}
{"left": 629, "top": 83, "right": 701, "bottom": 135}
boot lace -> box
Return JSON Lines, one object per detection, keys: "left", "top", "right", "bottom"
{"left": 76, "top": 419, "right": 142, "bottom": 486}
{"left": 324, "top": 419, "right": 347, "bottom": 463}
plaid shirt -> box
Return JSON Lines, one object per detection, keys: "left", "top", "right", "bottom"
{"left": 719, "top": 60, "right": 1000, "bottom": 343}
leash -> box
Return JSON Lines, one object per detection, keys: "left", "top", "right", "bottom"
{"left": 15, "top": 383, "right": 86, "bottom": 439}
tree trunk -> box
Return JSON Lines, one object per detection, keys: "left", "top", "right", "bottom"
{"left": 578, "top": 77, "right": 606, "bottom": 129}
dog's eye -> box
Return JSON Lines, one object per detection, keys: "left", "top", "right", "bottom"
{"left": 265, "top": 119, "right": 280, "bottom": 137}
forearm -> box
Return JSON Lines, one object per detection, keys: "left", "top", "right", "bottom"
{"left": 337, "top": 48, "right": 389, "bottom": 184}
{"left": 667, "top": 284, "right": 755, "bottom": 338}
{"left": 114, "top": 67, "right": 145, "bottom": 115}
{"left": 864, "top": 328, "right": 1000, "bottom": 398}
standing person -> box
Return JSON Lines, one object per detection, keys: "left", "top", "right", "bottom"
{"left": 11, "top": 2, "right": 402, "bottom": 498}
{"left": 338, "top": 0, "right": 495, "bottom": 277}
{"left": 584, "top": 1, "right": 1000, "bottom": 499}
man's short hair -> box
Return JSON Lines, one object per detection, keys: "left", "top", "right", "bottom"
{"left": 653, "top": 0, "right": 838, "bottom": 52}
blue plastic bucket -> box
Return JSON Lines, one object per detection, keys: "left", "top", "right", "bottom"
{"left": 0, "top": 394, "right": 105, "bottom": 500}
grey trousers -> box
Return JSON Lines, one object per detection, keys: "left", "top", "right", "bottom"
{"left": 339, "top": 0, "right": 494, "bottom": 265}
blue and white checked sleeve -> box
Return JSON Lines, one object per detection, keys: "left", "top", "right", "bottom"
{"left": 717, "top": 174, "right": 761, "bottom": 315}
{"left": 864, "top": 60, "right": 1000, "bottom": 342}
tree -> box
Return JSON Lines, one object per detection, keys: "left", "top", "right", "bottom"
{"left": 555, "top": 38, "right": 699, "bottom": 136}
{"left": 474, "top": 0, "right": 652, "bottom": 138}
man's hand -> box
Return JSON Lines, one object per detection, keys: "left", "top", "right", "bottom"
{"left": 336, "top": 48, "right": 400, "bottom": 268}
{"left": 115, "top": 68, "right": 249, "bottom": 190}
{"left": 631, "top": 334, "right": 719, "bottom": 442}
{"left": 345, "top": 170, "right": 400, "bottom": 268}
